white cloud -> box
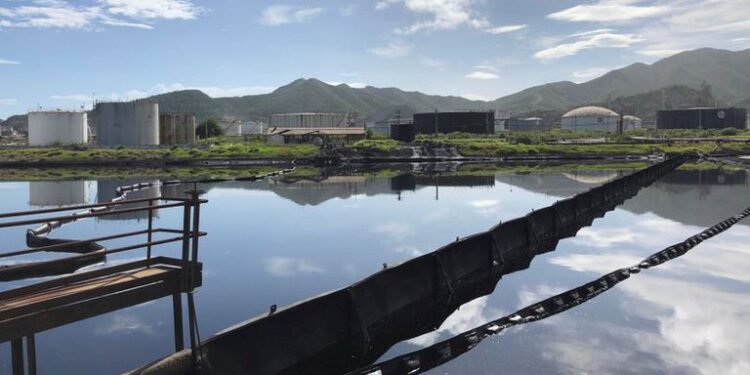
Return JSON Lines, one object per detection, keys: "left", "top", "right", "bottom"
{"left": 548, "top": 252, "right": 644, "bottom": 274}
{"left": 461, "top": 93, "right": 490, "bottom": 101}
{"left": 572, "top": 67, "right": 610, "bottom": 80}
{"left": 260, "top": 5, "right": 324, "bottom": 26}
{"left": 264, "top": 256, "right": 325, "bottom": 277}
{"left": 101, "top": 0, "right": 202, "bottom": 20}
{"left": 376, "top": 0, "right": 526, "bottom": 35}
{"left": 0, "top": 59, "right": 20, "bottom": 65}
{"left": 468, "top": 199, "right": 500, "bottom": 208}
{"left": 0, "top": 98, "right": 18, "bottom": 106}
{"left": 324, "top": 81, "right": 366, "bottom": 88}
{"left": 407, "top": 296, "right": 503, "bottom": 347}
{"left": 548, "top": 2, "right": 670, "bottom": 22}
{"left": 368, "top": 41, "right": 412, "bottom": 58}
{"left": 534, "top": 30, "right": 644, "bottom": 60}
{"left": 51, "top": 94, "right": 94, "bottom": 102}
{"left": 486, "top": 24, "right": 527, "bottom": 34}
{"left": 0, "top": 0, "right": 201, "bottom": 30}
{"left": 394, "top": 245, "right": 424, "bottom": 257}
{"left": 573, "top": 227, "right": 636, "bottom": 248}
{"left": 465, "top": 71, "right": 499, "bottom": 80}
{"left": 637, "top": 48, "right": 683, "bottom": 57}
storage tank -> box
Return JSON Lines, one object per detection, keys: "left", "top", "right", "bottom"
{"left": 92, "top": 100, "right": 159, "bottom": 146}
{"left": 657, "top": 108, "right": 747, "bottom": 129}
{"left": 623, "top": 115, "right": 642, "bottom": 130}
{"left": 29, "top": 180, "right": 89, "bottom": 207}
{"left": 28, "top": 111, "right": 88, "bottom": 146}
{"left": 160, "top": 114, "right": 196, "bottom": 144}
{"left": 561, "top": 106, "right": 619, "bottom": 132}
{"left": 413, "top": 111, "right": 494, "bottom": 135}
{"left": 505, "top": 117, "right": 550, "bottom": 132}
{"left": 390, "top": 123, "right": 416, "bottom": 142}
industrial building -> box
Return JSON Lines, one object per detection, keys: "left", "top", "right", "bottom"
{"left": 561, "top": 106, "right": 620, "bottom": 132}
{"left": 390, "top": 123, "right": 416, "bottom": 142}
{"left": 265, "top": 127, "right": 366, "bottom": 145}
{"left": 28, "top": 110, "right": 88, "bottom": 146}
{"left": 270, "top": 113, "right": 352, "bottom": 128}
{"left": 159, "top": 114, "right": 196, "bottom": 145}
{"left": 92, "top": 100, "right": 159, "bottom": 146}
{"left": 657, "top": 107, "right": 747, "bottom": 129}
{"left": 504, "top": 117, "right": 550, "bottom": 132}
{"left": 413, "top": 111, "right": 495, "bottom": 135}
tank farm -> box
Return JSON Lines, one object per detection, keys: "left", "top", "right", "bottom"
{"left": 4, "top": 156, "right": 750, "bottom": 375}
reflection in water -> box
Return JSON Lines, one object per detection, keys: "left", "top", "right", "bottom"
{"left": 2, "top": 164, "right": 749, "bottom": 375}
{"left": 28, "top": 180, "right": 91, "bottom": 207}
{"left": 96, "top": 179, "right": 161, "bottom": 221}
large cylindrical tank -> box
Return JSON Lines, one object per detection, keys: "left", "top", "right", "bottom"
{"left": 160, "top": 114, "right": 196, "bottom": 144}
{"left": 93, "top": 100, "right": 159, "bottom": 146}
{"left": 561, "top": 106, "right": 619, "bottom": 132}
{"left": 28, "top": 111, "right": 88, "bottom": 146}
{"left": 412, "top": 111, "right": 495, "bottom": 135}
{"left": 657, "top": 108, "right": 747, "bottom": 129}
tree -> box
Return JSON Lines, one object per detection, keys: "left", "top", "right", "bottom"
{"left": 196, "top": 119, "right": 224, "bottom": 139}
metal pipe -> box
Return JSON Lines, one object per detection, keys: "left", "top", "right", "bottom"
{"left": 147, "top": 200, "right": 154, "bottom": 261}
{"left": 26, "top": 335, "right": 36, "bottom": 375}
{"left": 172, "top": 293, "right": 184, "bottom": 352}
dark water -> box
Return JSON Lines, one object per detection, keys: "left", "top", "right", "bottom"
{"left": 1, "top": 166, "right": 749, "bottom": 374}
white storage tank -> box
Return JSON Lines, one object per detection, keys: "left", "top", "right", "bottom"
{"left": 28, "top": 111, "right": 88, "bottom": 146}
{"left": 623, "top": 115, "right": 642, "bottom": 130}
{"left": 561, "top": 106, "right": 619, "bottom": 132}
{"left": 92, "top": 100, "right": 159, "bottom": 146}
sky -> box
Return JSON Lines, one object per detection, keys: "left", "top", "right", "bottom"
{"left": 1, "top": 0, "right": 750, "bottom": 118}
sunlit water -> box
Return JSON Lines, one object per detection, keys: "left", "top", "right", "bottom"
{"left": 0, "top": 166, "right": 749, "bottom": 374}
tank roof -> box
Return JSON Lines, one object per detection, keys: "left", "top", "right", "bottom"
{"left": 562, "top": 106, "right": 619, "bottom": 118}
{"left": 623, "top": 115, "right": 641, "bottom": 120}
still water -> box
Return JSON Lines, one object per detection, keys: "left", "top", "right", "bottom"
{"left": 1, "top": 165, "right": 749, "bottom": 374}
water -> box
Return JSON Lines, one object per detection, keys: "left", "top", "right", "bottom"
{"left": 1, "top": 165, "right": 749, "bottom": 374}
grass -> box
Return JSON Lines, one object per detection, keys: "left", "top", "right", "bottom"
{"left": 351, "top": 139, "right": 400, "bottom": 152}
{"left": 0, "top": 141, "right": 319, "bottom": 163}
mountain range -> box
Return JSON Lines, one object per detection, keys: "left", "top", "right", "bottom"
{"left": 3, "top": 47, "right": 750, "bottom": 130}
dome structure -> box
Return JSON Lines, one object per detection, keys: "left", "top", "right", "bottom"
{"left": 561, "top": 106, "right": 620, "bottom": 132}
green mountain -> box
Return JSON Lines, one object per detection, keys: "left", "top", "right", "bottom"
{"left": 0, "top": 114, "right": 28, "bottom": 132}
{"left": 496, "top": 48, "right": 750, "bottom": 114}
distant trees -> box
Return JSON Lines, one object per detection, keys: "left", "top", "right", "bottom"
{"left": 196, "top": 119, "right": 224, "bottom": 139}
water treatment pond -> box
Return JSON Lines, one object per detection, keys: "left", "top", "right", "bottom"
{"left": 1, "top": 163, "right": 749, "bottom": 375}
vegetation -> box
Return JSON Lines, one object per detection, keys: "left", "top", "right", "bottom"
{"left": 351, "top": 139, "right": 399, "bottom": 152}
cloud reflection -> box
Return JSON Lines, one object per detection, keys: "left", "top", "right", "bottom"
{"left": 263, "top": 256, "right": 325, "bottom": 277}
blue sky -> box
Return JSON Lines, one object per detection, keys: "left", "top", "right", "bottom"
{"left": 1, "top": 0, "right": 749, "bottom": 118}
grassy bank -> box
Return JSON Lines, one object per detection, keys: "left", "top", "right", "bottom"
{"left": 0, "top": 141, "right": 318, "bottom": 164}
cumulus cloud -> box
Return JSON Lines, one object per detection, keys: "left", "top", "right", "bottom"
{"left": 465, "top": 71, "right": 499, "bottom": 80}
{"left": 0, "top": 0, "right": 201, "bottom": 30}
{"left": 637, "top": 48, "right": 684, "bottom": 57}
{"left": 0, "top": 59, "right": 20, "bottom": 65}
{"left": 534, "top": 29, "right": 644, "bottom": 60}
{"left": 368, "top": 41, "right": 412, "bottom": 58}
{"left": 260, "top": 5, "right": 324, "bottom": 26}
{"left": 375, "top": 0, "right": 526, "bottom": 35}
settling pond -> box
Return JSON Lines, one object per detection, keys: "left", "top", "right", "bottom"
{"left": 1, "top": 164, "right": 749, "bottom": 375}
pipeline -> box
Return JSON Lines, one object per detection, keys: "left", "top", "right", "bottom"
{"left": 348, "top": 203, "right": 750, "bottom": 375}
{"left": 129, "top": 156, "right": 688, "bottom": 375}
{"left": 1, "top": 167, "right": 297, "bottom": 282}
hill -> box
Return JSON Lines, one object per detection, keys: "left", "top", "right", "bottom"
{"left": 496, "top": 48, "right": 750, "bottom": 114}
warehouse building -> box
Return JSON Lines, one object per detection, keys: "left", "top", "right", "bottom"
{"left": 504, "top": 117, "right": 550, "bottom": 132}
{"left": 561, "top": 106, "right": 620, "bottom": 132}
{"left": 159, "top": 114, "right": 196, "bottom": 145}
{"left": 413, "top": 111, "right": 494, "bottom": 135}
{"left": 657, "top": 107, "right": 747, "bottom": 129}
{"left": 28, "top": 110, "right": 88, "bottom": 146}
{"left": 91, "top": 100, "right": 159, "bottom": 146}
{"left": 270, "top": 113, "right": 352, "bottom": 128}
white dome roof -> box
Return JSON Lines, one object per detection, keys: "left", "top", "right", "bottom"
{"left": 562, "top": 106, "right": 619, "bottom": 118}
{"left": 623, "top": 115, "right": 641, "bottom": 120}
